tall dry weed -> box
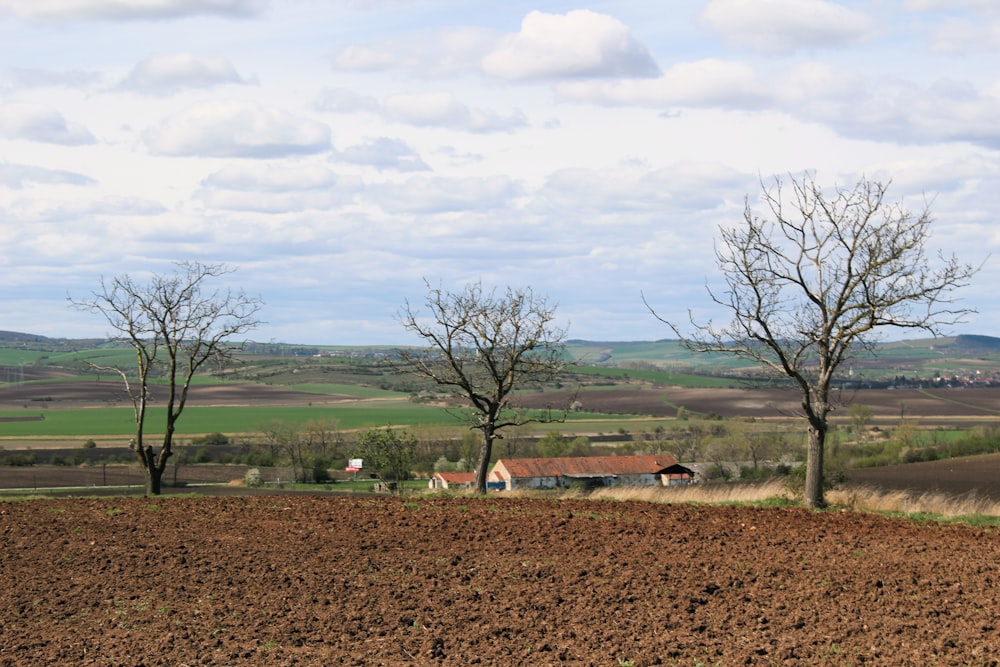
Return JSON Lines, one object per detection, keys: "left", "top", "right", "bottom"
{"left": 559, "top": 478, "right": 793, "bottom": 505}
{"left": 455, "top": 479, "right": 1000, "bottom": 519}
{"left": 828, "top": 485, "right": 1000, "bottom": 518}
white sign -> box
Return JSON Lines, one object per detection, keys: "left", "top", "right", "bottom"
{"left": 348, "top": 458, "right": 363, "bottom": 470}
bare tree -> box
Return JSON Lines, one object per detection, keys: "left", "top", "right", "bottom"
{"left": 71, "top": 261, "right": 263, "bottom": 495}
{"left": 398, "top": 281, "right": 570, "bottom": 494}
{"left": 847, "top": 403, "right": 874, "bottom": 444}
{"left": 649, "top": 174, "right": 978, "bottom": 507}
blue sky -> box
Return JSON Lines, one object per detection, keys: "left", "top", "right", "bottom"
{"left": 1, "top": 0, "right": 998, "bottom": 344}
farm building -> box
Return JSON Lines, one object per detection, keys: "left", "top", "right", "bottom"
{"left": 659, "top": 463, "right": 697, "bottom": 486}
{"left": 428, "top": 472, "right": 476, "bottom": 490}
{"left": 490, "top": 454, "right": 681, "bottom": 491}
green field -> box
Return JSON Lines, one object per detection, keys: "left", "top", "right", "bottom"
{"left": 0, "top": 401, "right": 641, "bottom": 441}
{"left": 4, "top": 332, "right": 1000, "bottom": 445}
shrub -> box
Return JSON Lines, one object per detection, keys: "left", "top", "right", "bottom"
{"left": 312, "top": 462, "right": 332, "bottom": 483}
{"left": 244, "top": 468, "right": 263, "bottom": 487}
{"left": 191, "top": 432, "right": 229, "bottom": 446}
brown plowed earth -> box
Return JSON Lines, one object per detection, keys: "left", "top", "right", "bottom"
{"left": 2, "top": 495, "right": 998, "bottom": 666}
{"left": 520, "top": 386, "right": 1000, "bottom": 424}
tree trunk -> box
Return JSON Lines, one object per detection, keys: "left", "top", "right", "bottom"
{"left": 136, "top": 444, "right": 164, "bottom": 496}
{"left": 147, "top": 464, "right": 163, "bottom": 496}
{"left": 474, "top": 427, "right": 495, "bottom": 495}
{"left": 804, "top": 423, "right": 826, "bottom": 508}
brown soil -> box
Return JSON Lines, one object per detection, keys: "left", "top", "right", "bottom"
{"left": 523, "top": 386, "right": 1000, "bottom": 424}
{"left": 7, "top": 377, "right": 1000, "bottom": 422}
{"left": 1, "top": 495, "right": 998, "bottom": 666}
{"left": 0, "top": 464, "right": 260, "bottom": 491}
{"left": 845, "top": 452, "right": 1000, "bottom": 499}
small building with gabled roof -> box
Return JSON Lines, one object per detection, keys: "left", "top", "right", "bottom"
{"left": 490, "top": 454, "right": 679, "bottom": 491}
{"left": 428, "top": 471, "right": 477, "bottom": 490}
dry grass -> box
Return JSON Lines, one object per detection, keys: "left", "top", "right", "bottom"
{"left": 828, "top": 484, "right": 1000, "bottom": 518}
{"left": 584, "top": 480, "right": 1000, "bottom": 519}
{"left": 434, "top": 479, "right": 1000, "bottom": 522}
{"left": 556, "top": 478, "right": 795, "bottom": 505}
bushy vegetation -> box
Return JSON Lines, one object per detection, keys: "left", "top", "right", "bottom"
{"left": 831, "top": 421, "right": 1000, "bottom": 469}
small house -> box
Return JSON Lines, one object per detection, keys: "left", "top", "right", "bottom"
{"left": 428, "top": 471, "right": 476, "bottom": 490}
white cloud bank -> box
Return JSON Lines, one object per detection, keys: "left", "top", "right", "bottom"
{"left": 700, "top": 0, "right": 876, "bottom": 55}
{"left": 144, "top": 101, "right": 330, "bottom": 157}
{"left": 0, "top": 103, "right": 95, "bottom": 144}
{"left": 1, "top": 2, "right": 998, "bottom": 344}
{"left": 0, "top": 0, "right": 265, "bottom": 22}
{"left": 481, "top": 9, "right": 661, "bottom": 80}
{"left": 118, "top": 53, "right": 255, "bottom": 95}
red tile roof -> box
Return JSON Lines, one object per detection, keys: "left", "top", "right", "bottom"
{"left": 494, "top": 454, "right": 677, "bottom": 479}
{"left": 434, "top": 472, "right": 477, "bottom": 484}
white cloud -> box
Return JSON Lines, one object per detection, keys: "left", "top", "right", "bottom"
{"left": 700, "top": 0, "right": 875, "bottom": 55}
{"left": 558, "top": 56, "right": 1000, "bottom": 152}
{"left": 481, "top": 9, "right": 660, "bottom": 81}
{"left": 314, "top": 87, "right": 381, "bottom": 114}
{"left": 196, "top": 163, "right": 359, "bottom": 212}
{"left": 776, "top": 61, "right": 863, "bottom": 106}
{"left": 7, "top": 68, "right": 103, "bottom": 89}
{"left": 330, "top": 44, "right": 396, "bottom": 72}
{"left": 194, "top": 188, "right": 354, "bottom": 214}
{"left": 0, "top": 0, "right": 265, "bottom": 22}
{"left": 554, "top": 59, "right": 766, "bottom": 108}
{"left": 332, "top": 137, "right": 430, "bottom": 172}
{"left": 536, "top": 162, "right": 750, "bottom": 216}
{"left": 907, "top": 0, "right": 1000, "bottom": 14}
{"left": 0, "top": 162, "right": 95, "bottom": 188}
{"left": 786, "top": 73, "right": 1000, "bottom": 149}
{"left": 331, "top": 27, "right": 498, "bottom": 78}
{"left": 118, "top": 53, "right": 255, "bottom": 95}
{"left": 143, "top": 101, "right": 330, "bottom": 157}
{"left": 364, "top": 175, "right": 520, "bottom": 214}
{"left": 381, "top": 92, "right": 527, "bottom": 133}
{"left": 202, "top": 163, "right": 340, "bottom": 192}
{"left": 922, "top": 17, "right": 1000, "bottom": 53}
{"left": 316, "top": 87, "right": 527, "bottom": 134}
{"left": 0, "top": 103, "right": 95, "bottom": 144}
{"left": 8, "top": 195, "right": 165, "bottom": 222}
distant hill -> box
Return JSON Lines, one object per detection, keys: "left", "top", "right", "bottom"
{"left": 0, "top": 330, "right": 51, "bottom": 343}
{"left": 949, "top": 334, "right": 1000, "bottom": 353}
{"left": 4, "top": 331, "right": 1000, "bottom": 381}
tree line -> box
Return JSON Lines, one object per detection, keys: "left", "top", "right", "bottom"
{"left": 71, "top": 174, "right": 979, "bottom": 505}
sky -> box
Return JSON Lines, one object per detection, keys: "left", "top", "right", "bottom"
{"left": 1, "top": 0, "right": 998, "bottom": 346}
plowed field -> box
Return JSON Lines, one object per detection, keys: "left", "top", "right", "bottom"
{"left": 2, "top": 495, "right": 998, "bottom": 666}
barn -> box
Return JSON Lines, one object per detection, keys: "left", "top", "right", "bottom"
{"left": 659, "top": 463, "right": 697, "bottom": 486}
{"left": 490, "top": 454, "right": 679, "bottom": 491}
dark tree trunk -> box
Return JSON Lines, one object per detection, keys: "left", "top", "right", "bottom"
{"left": 804, "top": 422, "right": 826, "bottom": 509}
{"left": 134, "top": 444, "right": 164, "bottom": 496}
{"left": 475, "top": 427, "right": 496, "bottom": 495}
{"left": 147, "top": 464, "right": 163, "bottom": 496}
